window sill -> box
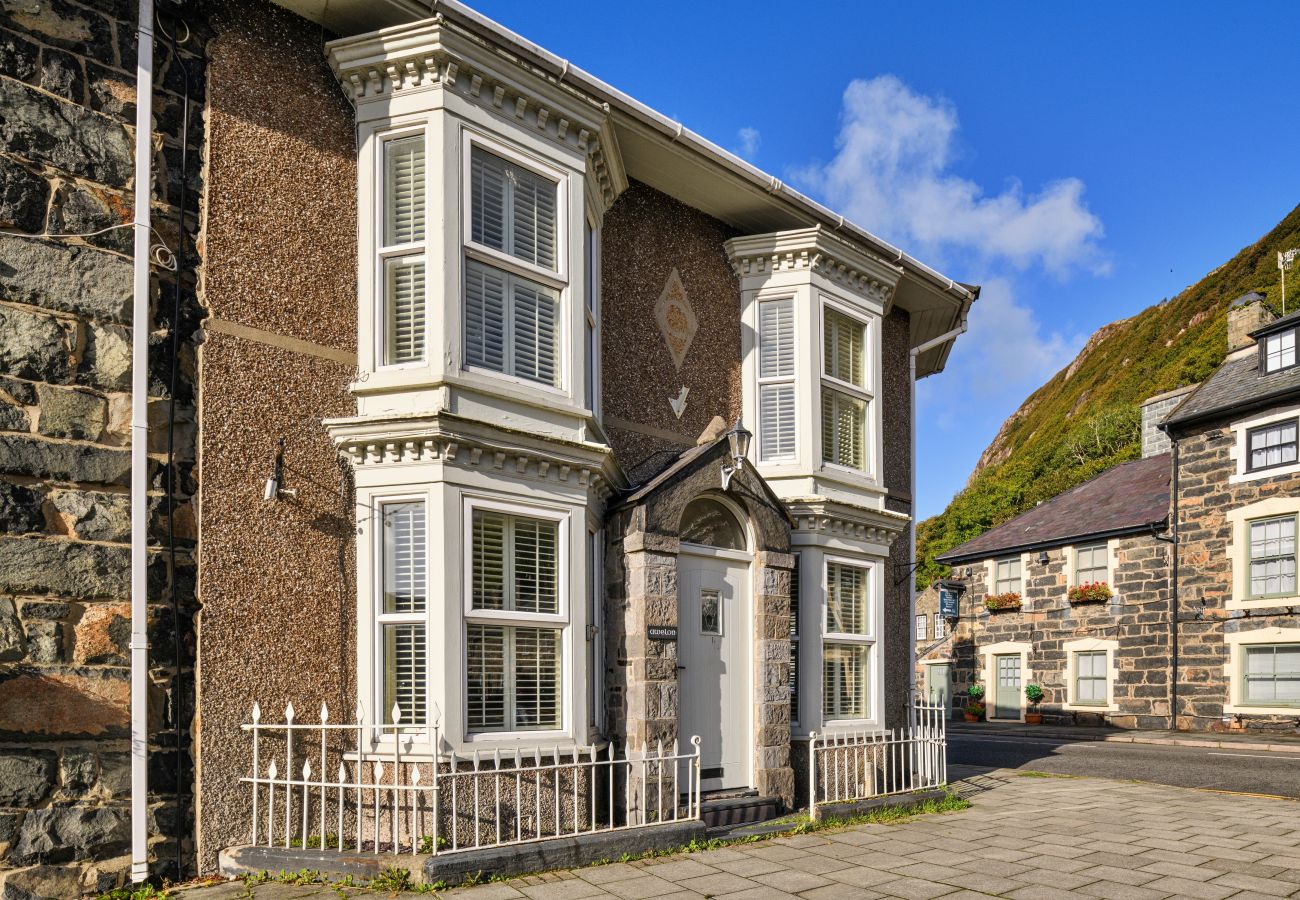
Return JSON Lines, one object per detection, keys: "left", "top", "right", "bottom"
{"left": 1224, "top": 702, "right": 1300, "bottom": 716}
{"left": 1228, "top": 596, "right": 1300, "bottom": 611}
{"left": 1063, "top": 702, "right": 1118, "bottom": 714}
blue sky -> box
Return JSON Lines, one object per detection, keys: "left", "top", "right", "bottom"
{"left": 474, "top": 1, "right": 1300, "bottom": 518}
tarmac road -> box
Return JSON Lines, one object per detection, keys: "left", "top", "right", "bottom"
{"left": 949, "top": 730, "right": 1300, "bottom": 797}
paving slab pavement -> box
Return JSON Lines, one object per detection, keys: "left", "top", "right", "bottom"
{"left": 172, "top": 769, "right": 1300, "bottom": 899}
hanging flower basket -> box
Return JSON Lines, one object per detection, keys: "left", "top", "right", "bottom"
{"left": 1068, "top": 581, "right": 1113, "bottom": 604}
{"left": 985, "top": 592, "right": 1022, "bottom": 612}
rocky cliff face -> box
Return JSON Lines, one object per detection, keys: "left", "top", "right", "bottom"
{"left": 917, "top": 201, "right": 1300, "bottom": 587}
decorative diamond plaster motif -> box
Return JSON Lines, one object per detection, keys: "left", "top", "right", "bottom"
{"left": 654, "top": 268, "right": 697, "bottom": 370}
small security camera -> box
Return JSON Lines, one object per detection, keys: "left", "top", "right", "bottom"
{"left": 262, "top": 439, "right": 297, "bottom": 502}
{"left": 263, "top": 476, "right": 279, "bottom": 502}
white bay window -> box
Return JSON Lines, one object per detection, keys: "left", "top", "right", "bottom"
{"left": 466, "top": 506, "right": 566, "bottom": 733}
{"left": 821, "top": 306, "right": 870, "bottom": 471}
{"left": 464, "top": 142, "right": 565, "bottom": 388}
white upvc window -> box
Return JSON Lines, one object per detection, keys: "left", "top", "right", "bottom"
{"left": 823, "top": 559, "right": 873, "bottom": 721}
{"left": 915, "top": 614, "right": 927, "bottom": 640}
{"left": 1249, "top": 515, "right": 1297, "bottom": 600}
{"left": 1243, "top": 644, "right": 1300, "bottom": 707}
{"left": 462, "top": 139, "right": 567, "bottom": 389}
{"left": 378, "top": 132, "right": 428, "bottom": 367}
{"left": 820, "top": 304, "right": 871, "bottom": 471}
{"left": 1247, "top": 419, "right": 1299, "bottom": 473}
{"left": 1074, "top": 542, "right": 1108, "bottom": 585}
{"left": 757, "top": 297, "right": 796, "bottom": 462}
{"left": 464, "top": 503, "right": 568, "bottom": 734}
{"left": 1264, "top": 329, "right": 1297, "bottom": 373}
{"left": 1073, "top": 650, "right": 1108, "bottom": 706}
{"left": 376, "top": 499, "right": 429, "bottom": 725}
{"left": 934, "top": 614, "right": 946, "bottom": 640}
{"left": 994, "top": 556, "right": 1022, "bottom": 595}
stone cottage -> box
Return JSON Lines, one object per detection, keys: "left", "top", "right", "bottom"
{"left": 0, "top": 0, "right": 977, "bottom": 893}
{"left": 927, "top": 292, "right": 1300, "bottom": 734}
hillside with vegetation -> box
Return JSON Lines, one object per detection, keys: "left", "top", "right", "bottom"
{"left": 916, "top": 202, "right": 1300, "bottom": 587}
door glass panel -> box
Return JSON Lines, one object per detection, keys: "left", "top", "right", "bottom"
{"left": 700, "top": 588, "right": 721, "bottom": 635}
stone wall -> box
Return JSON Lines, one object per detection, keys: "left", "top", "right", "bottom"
{"left": 930, "top": 532, "right": 1172, "bottom": 728}
{"left": 599, "top": 181, "right": 742, "bottom": 483}
{"left": 0, "top": 0, "right": 207, "bottom": 892}
{"left": 1173, "top": 421, "right": 1300, "bottom": 731}
{"left": 880, "top": 309, "right": 913, "bottom": 728}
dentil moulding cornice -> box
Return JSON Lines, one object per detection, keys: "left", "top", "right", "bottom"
{"left": 724, "top": 226, "right": 904, "bottom": 309}
{"left": 326, "top": 15, "right": 628, "bottom": 210}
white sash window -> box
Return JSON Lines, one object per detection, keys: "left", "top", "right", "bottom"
{"left": 377, "top": 500, "right": 428, "bottom": 725}
{"left": 380, "top": 134, "right": 427, "bottom": 366}
{"left": 464, "top": 143, "right": 566, "bottom": 388}
{"left": 466, "top": 507, "right": 566, "bottom": 733}
{"left": 823, "top": 559, "right": 873, "bottom": 720}
{"left": 820, "top": 305, "right": 871, "bottom": 471}
{"left": 757, "top": 298, "right": 796, "bottom": 462}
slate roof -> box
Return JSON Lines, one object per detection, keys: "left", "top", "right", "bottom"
{"left": 1164, "top": 350, "right": 1300, "bottom": 429}
{"left": 935, "top": 453, "right": 1171, "bottom": 564}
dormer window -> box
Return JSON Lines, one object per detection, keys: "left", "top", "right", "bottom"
{"left": 464, "top": 141, "right": 566, "bottom": 388}
{"left": 1264, "top": 328, "right": 1297, "bottom": 373}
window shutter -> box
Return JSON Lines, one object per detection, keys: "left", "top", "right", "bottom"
{"left": 385, "top": 136, "right": 425, "bottom": 246}
{"left": 512, "top": 517, "right": 558, "bottom": 614}
{"left": 471, "top": 148, "right": 507, "bottom": 253}
{"left": 465, "top": 260, "right": 507, "bottom": 373}
{"left": 826, "top": 562, "right": 866, "bottom": 635}
{"left": 513, "top": 627, "right": 561, "bottom": 729}
{"left": 824, "top": 308, "right": 864, "bottom": 386}
{"left": 821, "top": 388, "right": 865, "bottom": 469}
{"left": 472, "top": 511, "right": 507, "bottom": 610}
{"left": 511, "top": 165, "right": 558, "bottom": 270}
{"left": 789, "top": 557, "right": 800, "bottom": 637}
{"left": 383, "top": 623, "right": 426, "bottom": 725}
{"left": 759, "top": 299, "right": 794, "bottom": 378}
{"left": 511, "top": 278, "right": 559, "bottom": 386}
{"left": 385, "top": 258, "right": 426, "bottom": 364}
{"left": 466, "top": 624, "right": 506, "bottom": 729}
{"left": 383, "top": 502, "right": 426, "bottom": 613}
{"left": 759, "top": 384, "right": 796, "bottom": 461}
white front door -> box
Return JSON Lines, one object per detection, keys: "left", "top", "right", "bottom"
{"left": 678, "top": 548, "right": 751, "bottom": 792}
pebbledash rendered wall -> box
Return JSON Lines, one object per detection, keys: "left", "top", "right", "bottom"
{"left": 1172, "top": 419, "right": 1300, "bottom": 732}
{"left": 922, "top": 532, "right": 1173, "bottom": 729}
{"left": 0, "top": 0, "right": 207, "bottom": 893}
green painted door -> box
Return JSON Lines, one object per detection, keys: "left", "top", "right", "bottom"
{"left": 994, "top": 654, "right": 1021, "bottom": 719}
{"left": 927, "top": 664, "right": 951, "bottom": 715}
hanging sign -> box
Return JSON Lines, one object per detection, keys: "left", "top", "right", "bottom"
{"left": 939, "top": 582, "right": 963, "bottom": 621}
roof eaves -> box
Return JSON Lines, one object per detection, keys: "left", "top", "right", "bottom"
{"left": 935, "top": 520, "right": 1168, "bottom": 566}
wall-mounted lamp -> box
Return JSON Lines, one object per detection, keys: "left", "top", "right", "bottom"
{"left": 263, "top": 437, "right": 297, "bottom": 502}
{"left": 720, "top": 418, "right": 752, "bottom": 491}
{"left": 1038, "top": 550, "right": 1051, "bottom": 566}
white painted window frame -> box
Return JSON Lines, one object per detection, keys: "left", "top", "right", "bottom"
{"left": 459, "top": 128, "right": 570, "bottom": 394}
{"left": 818, "top": 296, "right": 876, "bottom": 476}
{"left": 756, "top": 295, "right": 798, "bottom": 463}
{"left": 933, "top": 614, "right": 946, "bottom": 640}
{"left": 1061, "top": 539, "right": 1119, "bottom": 599}
{"left": 820, "top": 554, "right": 879, "bottom": 726}
{"left": 461, "top": 495, "right": 572, "bottom": 741}
{"left": 1224, "top": 627, "right": 1300, "bottom": 716}
{"left": 986, "top": 554, "right": 1026, "bottom": 597}
{"left": 1062, "top": 637, "right": 1119, "bottom": 713}
{"left": 1228, "top": 496, "right": 1300, "bottom": 610}
{"left": 915, "top": 613, "right": 927, "bottom": 641}
{"left": 1230, "top": 402, "right": 1300, "bottom": 484}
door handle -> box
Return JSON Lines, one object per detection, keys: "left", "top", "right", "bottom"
{"left": 677, "top": 665, "right": 687, "bottom": 671}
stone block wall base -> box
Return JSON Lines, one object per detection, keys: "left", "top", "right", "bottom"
{"left": 813, "top": 787, "right": 950, "bottom": 823}
{"left": 218, "top": 820, "right": 708, "bottom": 887}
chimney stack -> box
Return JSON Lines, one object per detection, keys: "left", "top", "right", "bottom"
{"left": 1141, "top": 386, "right": 1197, "bottom": 458}
{"left": 1228, "top": 292, "right": 1275, "bottom": 352}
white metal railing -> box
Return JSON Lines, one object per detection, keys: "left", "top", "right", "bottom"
{"left": 240, "top": 702, "right": 701, "bottom": 857}
{"left": 808, "top": 699, "right": 946, "bottom": 819}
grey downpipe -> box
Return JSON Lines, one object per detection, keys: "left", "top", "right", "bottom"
{"left": 130, "top": 0, "right": 154, "bottom": 883}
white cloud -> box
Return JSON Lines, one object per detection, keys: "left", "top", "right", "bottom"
{"left": 793, "top": 75, "right": 1106, "bottom": 276}
{"left": 735, "top": 126, "right": 761, "bottom": 161}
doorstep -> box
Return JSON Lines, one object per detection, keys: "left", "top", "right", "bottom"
{"left": 950, "top": 720, "right": 1300, "bottom": 753}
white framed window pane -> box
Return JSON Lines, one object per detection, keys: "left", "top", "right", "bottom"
{"left": 934, "top": 614, "right": 946, "bottom": 639}
{"left": 823, "top": 307, "right": 864, "bottom": 386}
{"left": 1076, "top": 543, "right": 1108, "bottom": 583}
{"left": 1266, "top": 331, "right": 1297, "bottom": 371}
{"left": 823, "top": 642, "right": 868, "bottom": 719}
{"left": 385, "top": 256, "right": 426, "bottom": 364}
{"left": 760, "top": 384, "right": 796, "bottom": 461}
{"left": 1249, "top": 421, "right": 1299, "bottom": 470}
{"left": 511, "top": 277, "right": 560, "bottom": 386}
{"left": 995, "top": 557, "right": 1022, "bottom": 594}
{"left": 827, "top": 562, "right": 868, "bottom": 635}
{"left": 382, "top": 623, "right": 426, "bottom": 725}
{"left": 384, "top": 135, "right": 425, "bottom": 246}
{"left": 700, "top": 589, "right": 722, "bottom": 635}
{"left": 1249, "top": 517, "right": 1297, "bottom": 597}
{"left": 467, "top": 624, "right": 506, "bottom": 729}
{"left": 759, "top": 299, "right": 794, "bottom": 378}
{"left": 915, "top": 614, "right": 927, "bottom": 640}
{"left": 512, "top": 626, "right": 561, "bottom": 729}
{"left": 465, "top": 259, "right": 507, "bottom": 374}
{"left": 472, "top": 511, "right": 559, "bottom": 614}
{"left": 382, "top": 501, "right": 426, "bottom": 613}
{"left": 1243, "top": 645, "right": 1300, "bottom": 706}
{"left": 473, "top": 510, "right": 507, "bottom": 611}
{"left": 821, "top": 387, "right": 865, "bottom": 470}
{"left": 470, "top": 146, "right": 557, "bottom": 270}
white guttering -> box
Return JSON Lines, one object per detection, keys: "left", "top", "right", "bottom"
{"left": 427, "top": 0, "right": 972, "bottom": 308}
{"left": 130, "top": 0, "right": 154, "bottom": 883}
{"left": 907, "top": 317, "right": 969, "bottom": 700}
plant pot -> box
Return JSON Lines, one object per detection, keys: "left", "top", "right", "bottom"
{"left": 1025, "top": 712, "right": 1043, "bottom": 725}
{"left": 963, "top": 712, "right": 979, "bottom": 722}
